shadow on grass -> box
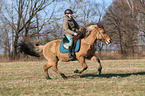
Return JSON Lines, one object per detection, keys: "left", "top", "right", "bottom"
{"left": 68, "top": 72, "right": 145, "bottom": 79}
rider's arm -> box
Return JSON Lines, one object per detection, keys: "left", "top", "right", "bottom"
{"left": 63, "top": 20, "right": 76, "bottom": 35}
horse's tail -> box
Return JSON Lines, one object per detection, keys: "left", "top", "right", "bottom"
{"left": 19, "top": 40, "right": 44, "bottom": 57}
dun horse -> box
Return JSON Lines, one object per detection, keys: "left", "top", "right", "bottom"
{"left": 19, "top": 23, "right": 111, "bottom": 79}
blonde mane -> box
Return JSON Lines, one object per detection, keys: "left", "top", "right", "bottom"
{"left": 84, "top": 23, "right": 104, "bottom": 38}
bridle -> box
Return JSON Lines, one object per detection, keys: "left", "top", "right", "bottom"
{"left": 97, "top": 28, "right": 110, "bottom": 44}
{"left": 83, "top": 28, "right": 109, "bottom": 45}
{"left": 97, "top": 29, "right": 104, "bottom": 39}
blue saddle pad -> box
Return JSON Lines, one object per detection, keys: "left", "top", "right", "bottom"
{"left": 60, "top": 39, "right": 80, "bottom": 53}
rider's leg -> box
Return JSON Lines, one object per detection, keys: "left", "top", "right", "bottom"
{"left": 66, "top": 35, "right": 74, "bottom": 60}
{"left": 71, "top": 39, "right": 76, "bottom": 58}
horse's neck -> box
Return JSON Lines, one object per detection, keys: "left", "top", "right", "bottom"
{"left": 82, "top": 31, "right": 96, "bottom": 45}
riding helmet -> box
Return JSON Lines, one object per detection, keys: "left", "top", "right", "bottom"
{"left": 64, "top": 9, "right": 73, "bottom": 14}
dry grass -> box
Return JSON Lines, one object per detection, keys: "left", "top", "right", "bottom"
{"left": 100, "top": 51, "right": 145, "bottom": 60}
{"left": 0, "top": 59, "right": 145, "bottom": 96}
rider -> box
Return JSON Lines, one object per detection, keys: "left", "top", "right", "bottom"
{"left": 63, "top": 9, "right": 79, "bottom": 60}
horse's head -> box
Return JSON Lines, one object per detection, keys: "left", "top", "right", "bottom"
{"left": 86, "top": 23, "right": 111, "bottom": 44}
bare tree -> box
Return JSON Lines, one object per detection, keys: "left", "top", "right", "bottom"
{"left": 102, "top": 0, "right": 142, "bottom": 57}
{"left": 124, "top": 0, "right": 145, "bottom": 53}
{"left": 0, "top": 0, "right": 116, "bottom": 59}
{"left": 1, "top": 0, "right": 55, "bottom": 59}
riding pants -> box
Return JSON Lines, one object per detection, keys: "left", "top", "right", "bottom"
{"left": 66, "top": 35, "right": 73, "bottom": 46}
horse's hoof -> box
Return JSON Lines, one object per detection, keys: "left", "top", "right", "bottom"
{"left": 74, "top": 69, "right": 79, "bottom": 73}
{"left": 98, "top": 71, "right": 101, "bottom": 75}
{"left": 46, "top": 77, "right": 52, "bottom": 80}
{"left": 98, "top": 67, "right": 102, "bottom": 75}
{"left": 61, "top": 73, "right": 68, "bottom": 79}
{"left": 63, "top": 76, "right": 68, "bottom": 80}
{"left": 74, "top": 69, "right": 82, "bottom": 74}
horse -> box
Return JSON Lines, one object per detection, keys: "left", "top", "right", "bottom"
{"left": 19, "top": 23, "right": 111, "bottom": 79}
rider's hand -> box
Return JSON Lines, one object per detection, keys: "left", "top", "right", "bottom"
{"left": 74, "top": 33, "right": 78, "bottom": 36}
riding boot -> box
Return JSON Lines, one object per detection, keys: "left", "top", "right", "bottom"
{"left": 71, "top": 47, "right": 76, "bottom": 59}
{"left": 69, "top": 46, "right": 74, "bottom": 60}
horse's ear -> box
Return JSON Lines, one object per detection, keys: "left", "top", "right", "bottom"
{"left": 35, "top": 40, "right": 39, "bottom": 46}
{"left": 97, "top": 23, "right": 104, "bottom": 29}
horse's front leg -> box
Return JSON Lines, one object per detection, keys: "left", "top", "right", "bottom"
{"left": 74, "top": 56, "right": 88, "bottom": 74}
{"left": 91, "top": 55, "right": 102, "bottom": 75}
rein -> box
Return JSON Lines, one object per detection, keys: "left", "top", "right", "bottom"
{"left": 98, "top": 29, "right": 104, "bottom": 39}
{"left": 74, "top": 27, "right": 109, "bottom": 45}
{"left": 82, "top": 29, "right": 103, "bottom": 46}
{"left": 98, "top": 29, "right": 109, "bottom": 44}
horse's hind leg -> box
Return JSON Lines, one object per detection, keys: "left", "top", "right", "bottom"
{"left": 91, "top": 56, "right": 102, "bottom": 75}
{"left": 52, "top": 63, "right": 67, "bottom": 79}
{"left": 43, "top": 62, "right": 52, "bottom": 79}
{"left": 44, "top": 57, "right": 67, "bottom": 79}
{"left": 43, "top": 57, "right": 58, "bottom": 79}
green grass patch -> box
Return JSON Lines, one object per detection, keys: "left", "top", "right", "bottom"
{"left": 0, "top": 59, "right": 145, "bottom": 96}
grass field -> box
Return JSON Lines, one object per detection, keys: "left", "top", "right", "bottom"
{"left": 0, "top": 59, "right": 145, "bottom": 96}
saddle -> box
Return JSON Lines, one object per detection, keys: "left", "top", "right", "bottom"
{"left": 60, "top": 35, "right": 80, "bottom": 53}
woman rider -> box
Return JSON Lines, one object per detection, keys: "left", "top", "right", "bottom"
{"left": 63, "top": 9, "right": 79, "bottom": 60}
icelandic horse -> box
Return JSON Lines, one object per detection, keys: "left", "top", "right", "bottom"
{"left": 19, "top": 23, "right": 111, "bottom": 79}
